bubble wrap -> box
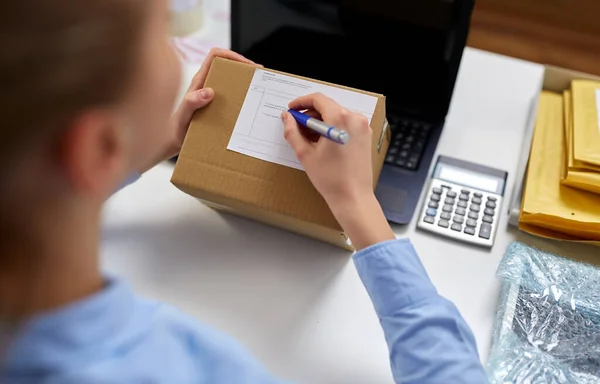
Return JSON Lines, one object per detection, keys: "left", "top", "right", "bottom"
{"left": 487, "top": 241, "right": 600, "bottom": 383}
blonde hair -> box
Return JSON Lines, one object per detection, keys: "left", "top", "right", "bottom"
{"left": 0, "top": 0, "right": 146, "bottom": 166}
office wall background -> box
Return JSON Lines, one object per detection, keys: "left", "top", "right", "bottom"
{"left": 469, "top": 0, "right": 600, "bottom": 76}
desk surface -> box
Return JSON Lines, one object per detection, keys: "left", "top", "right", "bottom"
{"left": 101, "top": 3, "right": 580, "bottom": 383}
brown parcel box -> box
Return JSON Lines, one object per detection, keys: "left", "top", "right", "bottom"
{"left": 171, "top": 58, "right": 390, "bottom": 251}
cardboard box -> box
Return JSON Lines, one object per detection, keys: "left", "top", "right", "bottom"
{"left": 171, "top": 58, "right": 390, "bottom": 250}
{"left": 508, "top": 65, "right": 600, "bottom": 227}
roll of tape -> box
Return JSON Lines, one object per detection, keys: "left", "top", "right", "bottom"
{"left": 170, "top": 0, "right": 204, "bottom": 36}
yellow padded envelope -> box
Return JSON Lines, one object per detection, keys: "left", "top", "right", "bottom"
{"left": 562, "top": 90, "right": 600, "bottom": 194}
{"left": 519, "top": 91, "right": 600, "bottom": 244}
{"left": 572, "top": 80, "right": 600, "bottom": 167}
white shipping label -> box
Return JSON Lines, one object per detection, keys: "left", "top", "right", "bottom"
{"left": 227, "top": 69, "right": 378, "bottom": 171}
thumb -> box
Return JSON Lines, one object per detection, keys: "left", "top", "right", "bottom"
{"left": 187, "top": 87, "right": 215, "bottom": 110}
{"left": 282, "top": 112, "right": 311, "bottom": 159}
{"left": 178, "top": 88, "right": 215, "bottom": 123}
{"left": 173, "top": 88, "right": 214, "bottom": 134}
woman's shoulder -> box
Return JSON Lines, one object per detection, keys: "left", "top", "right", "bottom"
{"left": 1, "top": 277, "right": 280, "bottom": 383}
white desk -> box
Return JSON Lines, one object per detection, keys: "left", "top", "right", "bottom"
{"left": 101, "top": 5, "right": 554, "bottom": 382}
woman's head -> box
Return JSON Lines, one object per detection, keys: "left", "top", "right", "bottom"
{"left": 0, "top": 0, "right": 180, "bottom": 210}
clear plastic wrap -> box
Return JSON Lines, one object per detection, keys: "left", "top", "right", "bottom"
{"left": 487, "top": 241, "right": 600, "bottom": 383}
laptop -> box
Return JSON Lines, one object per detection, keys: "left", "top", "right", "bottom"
{"left": 231, "top": 0, "right": 474, "bottom": 224}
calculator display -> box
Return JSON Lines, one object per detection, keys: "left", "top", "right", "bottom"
{"left": 437, "top": 164, "right": 503, "bottom": 194}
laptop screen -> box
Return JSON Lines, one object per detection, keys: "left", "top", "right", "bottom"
{"left": 232, "top": 0, "right": 473, "bottom": 120}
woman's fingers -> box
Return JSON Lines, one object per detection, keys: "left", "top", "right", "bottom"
{"left": 288, "top": 93, "right": 349, "bottom": 126}
{"left": 282, "top": 112, "right": 312, "bottom": 160}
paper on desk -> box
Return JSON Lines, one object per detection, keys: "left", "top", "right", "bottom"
{"left": 562, "top": 90, "right": 600, "bottom": 195}
{"left": 596, "top": 88, "right": 600, "bottom": 132}
{"left": 572, "top": 80, "right": 600, "bottom": 167}
{"left": 519, "top": 91, "right": 600, "bottom": 245}
{"left": 227, "top": 69, "right": 378, "bottom": 170}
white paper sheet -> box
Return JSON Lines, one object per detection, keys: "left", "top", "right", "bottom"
{"left": 595, "top": 89, "right": 600, "bottom": 134}
{"left": 227, "top": 69, "right": 379, "bottom": 170}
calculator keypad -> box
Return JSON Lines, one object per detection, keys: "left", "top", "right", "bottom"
{"left": 421, "top": 183, "right": 500, "bottom": 247}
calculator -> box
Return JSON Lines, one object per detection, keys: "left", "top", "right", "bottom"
{"left": 417, "top": 156, "right": 508, "bottom": 248}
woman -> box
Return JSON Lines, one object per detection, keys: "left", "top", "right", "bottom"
{"left": 0, "top": 0, "right": 487, "bottom": 383}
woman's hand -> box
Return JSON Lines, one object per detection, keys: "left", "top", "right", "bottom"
{"left": 282, "top": 93, "right": 374, "bottom": 205}
{"left": 139, "top": 48, "right": 258, "bottom": 173}
{"left": 169, "top": 48, "right": 257, "bottom": 157}
{"left": 281, "top": 93, "right": 395, "bottom": 250}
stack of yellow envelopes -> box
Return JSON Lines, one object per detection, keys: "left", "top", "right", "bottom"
{"left": 562, "top": 80, "right": 600, "bottom": 194}
{"left": 519, "top": 91, "right": 600, "bottom": 244}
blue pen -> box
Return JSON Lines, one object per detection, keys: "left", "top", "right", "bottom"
{"left": 287, "top": 109, "right": 350, "bottom": 144}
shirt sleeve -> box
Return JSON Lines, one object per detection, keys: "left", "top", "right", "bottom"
{"left": 353, "top": 239, "right": 488, "bottom": 384}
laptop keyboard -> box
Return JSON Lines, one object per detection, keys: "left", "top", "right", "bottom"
{"left": 384, "top": 116, "right": 432, "bottom": 171}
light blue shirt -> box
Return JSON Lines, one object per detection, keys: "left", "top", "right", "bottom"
{"left": 1, "top": 239, "right": 487, "bottom": 383}
{"left": 2, "top": 172, "right": 487, "bottom": 383}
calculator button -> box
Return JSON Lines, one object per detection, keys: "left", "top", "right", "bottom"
{"left": 428, "top": 201, "right": 439, "bottom": 209}
{"left": 451, "top": 223, "right": 462, "bottom": 232}
{"left": 457, "top": 201, "right": 467, "bottom": 208}
{"left": 468, "top": 211, "right": 479, "bottom": 220}
{"left": 484, "top": 208, "right": 495, "bottom": 216}
{"left": 486, "top": 201, "right": 496, "bottom": 209}
{"left": 455, "top": 208, "right": 466, "bottom": 216}
{"left": 471, "top": 197, "right": 482, "bottom": 205}
{"left": 438, "top": 219, "right": 450, "bottom": 228}
{"left": 459, "top": 194, "right": 469, "bottom": 201}
{"left": 479, "top": 223, "right": 492, "bottom": 239}
{"left": 441, "top": 212, "right": 452, "bottom": 220}
{"left": 487, "top": 196, "right": 497, "bottom": 202}
{"left": 464, "top": 227, "right": 476, "bottom": 236}
{"left": 386, "top": 155, "right": 395, "bottom": 163}
{"left": 453, "top": 215, "right": 464, "bottom": 224}
{"left": 474, "top": 192, "right": 483, "bottom": 198}
{"left": 423, "top": 216, "right": 435, "bottom": 224}
{"left": 470, "top": 204, "right": 481, "bottom": 213}
{"left": 466, "top": 219, "right": 477, "bottom": 227}
{"left": 432, "top": 187, "right": 443, "bottom": 195}
{"left": 445, "top": 197, "right": 455, "bottom": 205}
{"left": 431, "top": 194, "right": 441, "bottom": 202}
{"left": 395, "top": 159, "right": 406, "bottom": 167}
{"left": 442, "top": 205, "right": 453, "bottom": 212}
{"left": 461, "top": 189, "right": 470, "bottom": 195}
{"left": 447, "top": 191, "right": 457, "bottom": 198}
{"left": 426, "top": 208, "right": 437, "bottom": 217}
{"left": 482, "top": 215, "right": 494, "bottom": 224}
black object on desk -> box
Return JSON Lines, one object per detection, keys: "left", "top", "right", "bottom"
{"left": 231, "top": 0, "right": 475, "bottom": 224}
